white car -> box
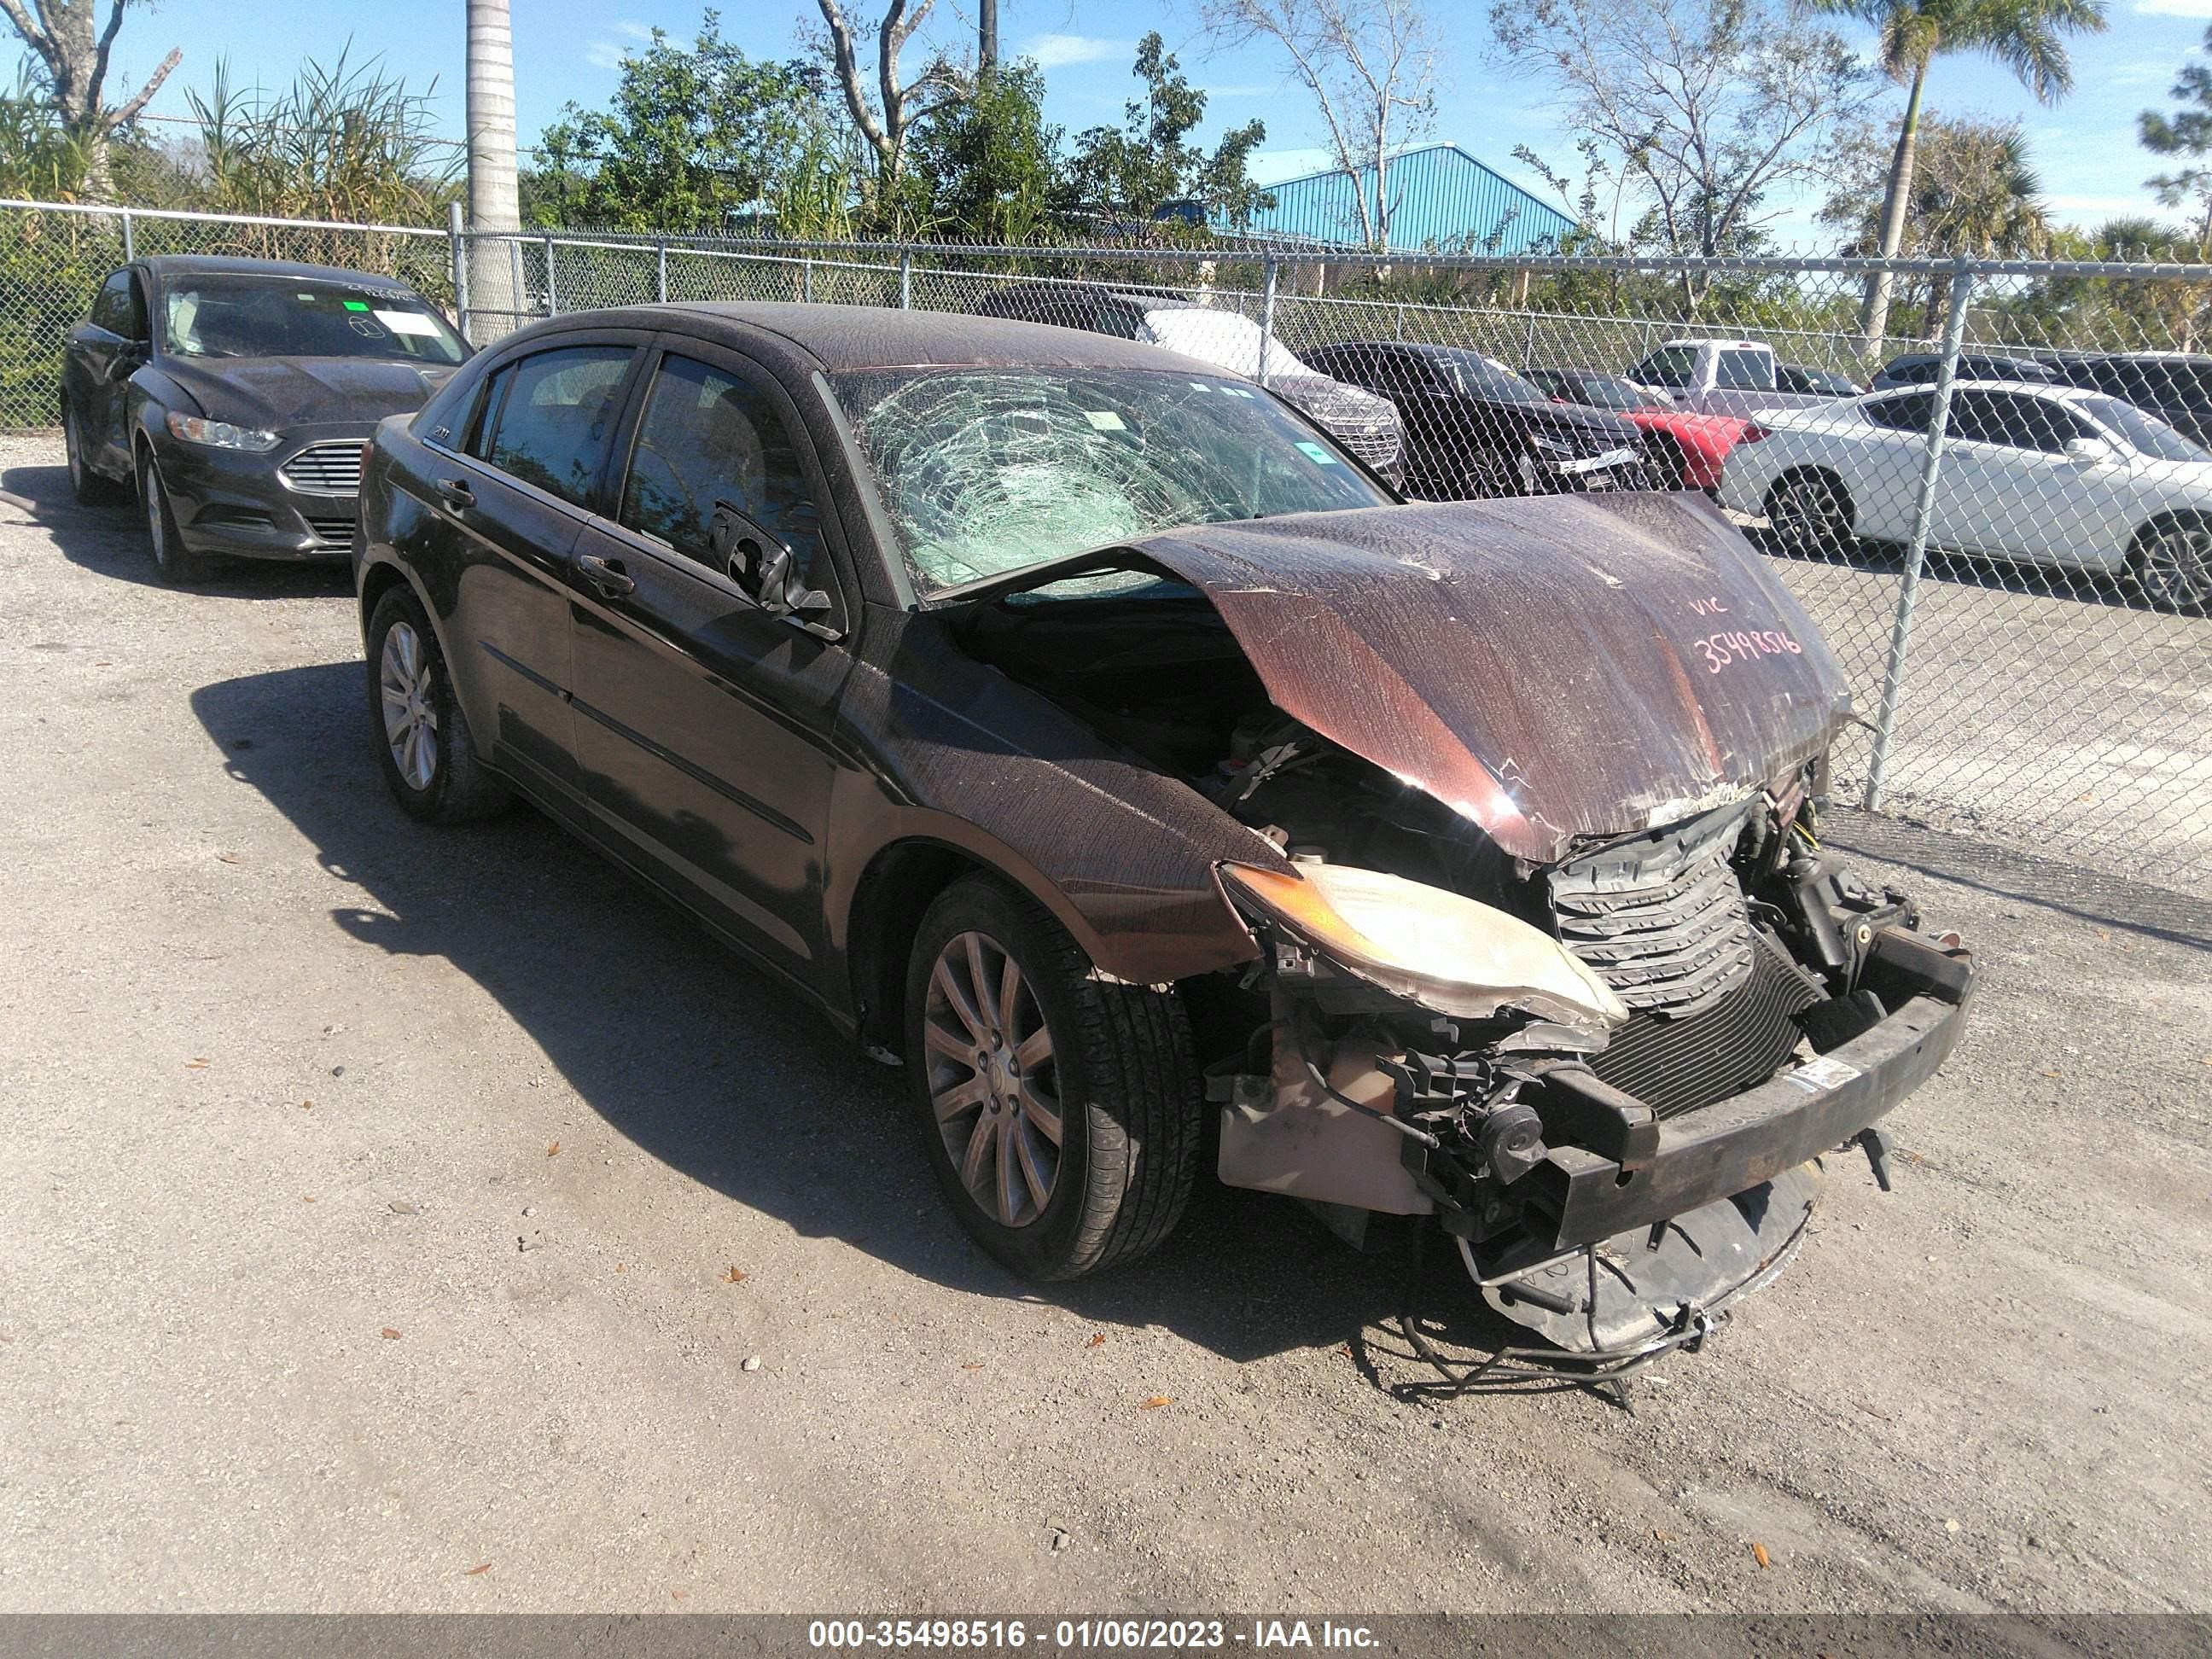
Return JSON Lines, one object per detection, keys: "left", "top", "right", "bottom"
{"left": 1717, "top": 380, "right": 2212, "bottom": 611}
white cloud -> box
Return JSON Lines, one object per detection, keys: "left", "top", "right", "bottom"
{"left": 2136, "top": 0, "right": 2212, "bottom": 16}
{"left": 616, "top": 19, "right": 654, "bottom": 38}
{"left": 1021, "top": 33, "right": 1130, "bottom": 69}
{"left": 585, "top": 40, "right": 626, "bottom": 68}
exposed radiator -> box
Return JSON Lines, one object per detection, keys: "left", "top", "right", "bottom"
{"left": 1582, "top": 931, "right": 1822, "bottom": 1119}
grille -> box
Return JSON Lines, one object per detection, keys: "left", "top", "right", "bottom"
{"left": 280, "top": 441, "right": 365, "bottom": 495}
{"left": 306, "top": 515, "right": 357, "bottom": 546}
{"left": 1583, "top": 932, "right": 1823, "bottom": 1119}
{"left": 1549, "top": 804, "right": 1758, "bottom": 1018}
{"left": 1336, "top": 426, "right": 1402, "bottom": 474}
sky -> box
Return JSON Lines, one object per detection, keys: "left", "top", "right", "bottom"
{"left": 86, "top": 0, "right": 2212, "bottom": 247}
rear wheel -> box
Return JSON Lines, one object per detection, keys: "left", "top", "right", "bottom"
{"left": 365, "top": 586, "right": 511, "bottom": 824}
{"left": 138, "top": 449, "right": 215, "bottom": 584}
{"left": 904, "top": 876, "right": 1202, "bottom": 1281}
{"left": 1763, "top": 469, "right": 1854, "bottom": 557}
{"left": 2130, "top": 520, "right": 2212, "bottom": 614}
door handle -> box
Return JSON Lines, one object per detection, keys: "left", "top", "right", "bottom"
{"left": 576, "top": 552, "right": 636, "bottom": 597}
{"left": 435, "top": 477, "right": 475, "bottom": 510}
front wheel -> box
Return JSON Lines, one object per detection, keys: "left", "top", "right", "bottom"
{"left": 2130, "top": 521, "right": 2212, "bottom": 615}
{"left": 139, "top": 450, "right": 214, "bottom": 583}
{"left": 1763, "top": 470, "right": 1854, "bottom": 558}
{"left": 904, "top": 876, "right": 1202, "bottom": 1281}
{"left": 364, "top": 586, "right": 511, "bottom": 824}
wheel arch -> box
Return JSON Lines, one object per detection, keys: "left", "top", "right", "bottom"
{"left": 840, "top": 825, "right": 1254, "bottom": 1060}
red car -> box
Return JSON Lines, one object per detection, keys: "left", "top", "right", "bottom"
{"left": 1525, "top": 366, "right": 1756, "bottom": 492}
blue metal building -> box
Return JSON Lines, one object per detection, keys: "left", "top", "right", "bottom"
{"left": 1217, "top": 143, "right": 1577, "bottom": 253}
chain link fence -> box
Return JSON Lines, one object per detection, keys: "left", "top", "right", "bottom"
{"left": 3, "top": 198, "right": 2207, "bottom": 893}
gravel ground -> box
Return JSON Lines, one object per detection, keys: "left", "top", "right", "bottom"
{"left": 2, "top": 430, "right": 2208, "bottom": 1615}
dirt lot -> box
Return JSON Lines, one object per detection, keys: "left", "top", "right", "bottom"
{"left": 2, "top": 429, "right": 2209, "bottom": 1616}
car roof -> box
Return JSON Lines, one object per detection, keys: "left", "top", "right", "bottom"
{"left": 521, "top": 301, "right": 1235, "bottom": 376}
{"left": 1866, "top": 377, "right": 2103, "bottom": 401}
{"left": 136, "top": 254, "right": 424, "bottom": 290}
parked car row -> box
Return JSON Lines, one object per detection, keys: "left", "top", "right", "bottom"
{"left": 49, "top": 253, "right": 1982, "bottom": 1376}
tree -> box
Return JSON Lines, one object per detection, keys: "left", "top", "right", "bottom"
{"left": 1492, "top": 0, "right": 1880, "bottom": 306}
{"left": 1198, "top": 0, "right": 1438, "bottom": 250}
{"left": 1823, "top": 114, "right": 2048, "bottom": 257}
{"left": 1062, "top": 33, "right": 1272, "bottom": 230}
{"left": 812, "top": 0, "right": 966, "bottom": 229}
{"left": 528, "top": 16, "right": 824, "bottom": 231}
{"left": 1810, "top": 0, "right": 2105, "bottom": 354}
{"left": 906, "top": 58, "right": 1059, "bottom": 240}
{"left": 184, "top": 49, "right": 458, "bottom": 224}
{"left": 0, "top": 0, "right": 178, "bottom": 201}
{"left": 2141, "top": 24, "right": 2212, "bottom": 255}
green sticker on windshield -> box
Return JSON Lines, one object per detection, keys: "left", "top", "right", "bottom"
{"left": 342, "top": 300, "right": 370, "bottom": 311}
{"left": 1295, "top": 440, "right": 1339, "bottom": 464}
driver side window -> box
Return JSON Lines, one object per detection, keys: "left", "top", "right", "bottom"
{"left": 619, "top": 352, "right": 832, "bottom": 605}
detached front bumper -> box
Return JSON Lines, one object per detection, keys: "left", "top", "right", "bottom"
{"left": 1519, "top": 986, "right": 1967, "bottom": 1253}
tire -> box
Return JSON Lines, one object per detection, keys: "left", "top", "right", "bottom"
{"left": 1465, "top": 448, "right": 1528, "bottom": 498}
{"left": 138, "top": 449, "right": 215, "bottom": 584}
{"left": 904, "top": 875, "right": 1202, "bottom": 1282}
{"left": 1645, "top": 433, "right": 1690, "bottom": 492}
{"left": 64, "top": 404, "right": 121, "bottom": 505}
{"left": 2128, "top": 520, "right": 2212, "bottom": 615}
{"left": 364, "top": 585, "right": 511, "bottom": 824}
{"left": 1763, "top": 469, "right": 1854, "bottom": 558}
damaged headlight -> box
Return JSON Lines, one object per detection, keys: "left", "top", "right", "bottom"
{"left": 1219, "top": 862, "right": 1628, "bottom": 1033}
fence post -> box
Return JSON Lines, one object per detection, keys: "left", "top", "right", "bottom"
{"left": 802, "top": 256, "right": 814, "bottom": 304}
{"left": 509, "top": 239, "right": 522, "bottom": 325}
{"left": 899, "top": 250, "right": 912, "bottom": 310}
{"left": 447, "top": 202, "right": 470, "bottom": 343}
{"left": 1259, "top": 256, "right": 1278, "bottom": 387}
{"left": 542, "top": 232, "right": 559, "bottom": 316}
{"left": 1864, "top": 259, "right": 1976, "bottom": 813}
{"left": 120, "top": 207, "right": 133, "bottom": 262}
{"left": 655, "top": 239, "right": 668, "bottom": 304}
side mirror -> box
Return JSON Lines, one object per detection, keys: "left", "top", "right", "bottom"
{"left": 707, "top": 500, "right": 840, "bottom": 640}
{"left": 2063, "top": 436, "right": 2116, "bottom": 468}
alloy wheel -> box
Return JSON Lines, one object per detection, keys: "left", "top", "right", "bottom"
{"left": 1768, "top": 474, "right": 1848, "bottom": 555}
{"left": 921, "top": 929, "right": 1062, "bottom": 1228}
{"left": 378, "top": 620, "right": 442, "bottom": 793}
{"left": 2136, "top": 525, "right": 2212, "bottom": 613}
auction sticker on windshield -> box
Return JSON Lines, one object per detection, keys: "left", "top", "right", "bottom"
{"left": 1295, "top": 441, "right": 1339, "bottom": 464}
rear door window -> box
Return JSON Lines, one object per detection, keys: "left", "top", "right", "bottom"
{"left": 477, "top": 345, "right": 636, "bottom": 508}
{"left": 1715, "top": 349, "right": 1774, "bottom": 390}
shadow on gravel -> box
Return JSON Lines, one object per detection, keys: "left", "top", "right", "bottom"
{"left": 191, "top": 660, "right": 1540, "bottom": 1378}
{"left": 1825, "top": 808, "right": 2212, "bottom": 951}
{"left": 1, "top": 460, "right": 352, "bottom": 601}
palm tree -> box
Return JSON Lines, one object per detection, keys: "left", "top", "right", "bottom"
{"left": 466, "top": 0, "right": 521, "bottom": 326}
{"left": 1813, "top": 0, "right": 2106, "bottom": 355}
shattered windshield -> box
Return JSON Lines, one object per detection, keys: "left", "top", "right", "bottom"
{"left": 832, "top": 368, "right": 1393, "bottom": 594}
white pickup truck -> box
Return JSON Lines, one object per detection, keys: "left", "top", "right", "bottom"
{"left": 1626, "top": 339, "right": 1854, "bottom": 420}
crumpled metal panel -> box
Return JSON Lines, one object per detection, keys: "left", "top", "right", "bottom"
{"left": 1121, "top": 492, "right": 1851, "bottom": 864}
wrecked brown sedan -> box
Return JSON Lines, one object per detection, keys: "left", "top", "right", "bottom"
{"left": 355, "top": 303, "right": 1973, "bottom": 1373}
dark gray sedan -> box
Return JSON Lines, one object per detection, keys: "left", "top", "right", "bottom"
{"left": 59, "top": 254, "right": 469, "bottom": 583}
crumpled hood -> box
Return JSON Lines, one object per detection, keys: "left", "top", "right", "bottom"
{"left": 1118, "top": 492, "right": 1851, "bottom": 864}
{"left": 160, "top": 354, "right": 456, "bottom": 429}
{"left": 1272, "top": 374, "right": 1400, "bottom": 435}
